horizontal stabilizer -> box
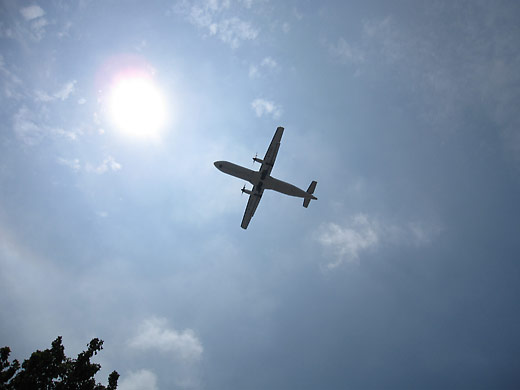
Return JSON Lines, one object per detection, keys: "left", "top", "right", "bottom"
{"left": 303, "top": 181, "right": 318, "bottom": 208}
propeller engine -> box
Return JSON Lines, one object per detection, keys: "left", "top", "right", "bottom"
{"left": 241, "top": 185, "right": 253, "bottom": 195}
{"left": 253, "top": 153, "right": 264, "bottom": 164}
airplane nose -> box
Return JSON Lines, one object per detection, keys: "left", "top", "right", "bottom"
{"left": 214, "top": 161, "right": 223, "bottom": 170}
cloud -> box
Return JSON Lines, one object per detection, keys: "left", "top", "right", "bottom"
{"left": 19, "top": 5, "right": 48, "bottom": 41}
{"left": 34, "top": 90, "right": 53, "bottom": 102}
{"left": 331, "top": 5, "right": 520, "bottom": 162}
{"left": 19, "top": 5, "right": 45, "bottom": 21}
{"left": 54, "top": 80, "right": 76, "bottom": 101}
{"left": 85, "top": 156, "right": 122, "bottom": 174}
{"left": 317, "top": 214, "right": 439, "bottom": 268}
{"left": 35, "top": 80, "right": 77, "bottom": 102}
{"left": 248, "top": 65, "right": 259, "bottom": 78}
{"left": 13, "top": 106, "right": 80, "bottom": 144}
{"left": 175, "top": 0, "right": 259, "bottom": 48}
{"left": 118, "top": 369, "right": 158, "bottom": 390}
{"left": 293, "top": 7, "right": 303, "bottom": 20}
{"left": 129, "top": 317, "right": 203, "bottom": 361}
{"left": 57, "top": 157, "right": 81, "bottom": 172}
{"left": 261, "top": 57, "right": 277, "bottom": 68}
{"left": 13, "top": 106, "right": 43, "bottom": 145}
{"left": 251, "top": 98, "right": 282, "bottom": 119}
{"left": 215, "top": 17, "right": 257, "bottom": 48}
{"left": 329, "top": 37, "right": 365, "bottom": 65}
{"left": 57, "top": 21, "right": 73, "bottom": 39}
{"left": 0, "top": 55, "right": 23, "bottom": 99}
{"left": 318, "top": 214, "right": 379, "bottom": 268}
{"left": 249, "top": 57, "right": 278, "bottom": 78}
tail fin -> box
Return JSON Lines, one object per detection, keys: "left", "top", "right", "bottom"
{"left": 303, "top": 181, "right": 318, "bottom": 208}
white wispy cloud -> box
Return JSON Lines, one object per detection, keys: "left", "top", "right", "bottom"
{"left": 215, "top": 17, "right": 257, "bottom": 48}
{"left": 19, "top": 5, "right": 45, "bottom": 21}
{"left": 248, "top": 65, "right": 259, "bottom": 78}
{"left": 261, "top": 57, "right": 277, "bottom": 68}
{"left": 19, "top": 5, "right": 48, "bottom": 41}
{"left": 0, "top": 55, "right": 23, "bottom": 99}
{"left": 249, "top": 57, "right": 279, "bottom": 78}
{"left": 129, "top": 317, "right": 203, "bottom": 361}
{"left": 118, "top": 369, "right": 158, "bottom": 390}
{"left": 251, "top": 98, "right": 282, "bottom": 119}
{"left": 34, "top": 90, "right": 53, "bottom": 102}
{"left": 329, "top": 37, "right": 365, "bottom": 65}
{"left": 317, "top": 214, "right": 439, "bottom": 269}
{"left": 57, "top": 21, "right": 73, "bottom": 39}
{"left": 13, "top": 106, "right": 81, "bottom": 144}
{"left": 175, "top": 0, "right": 259, "bottom": 48}
{"left": 293, "top": 7, "right": 303, "bottom": 20}
{"left": 85, "top": 156, "right": 122, "bottom": 174}
{"left": 35, "top": 80, "right": 77, "bottom": 102}
{"left": 13, "top": 106, "right": 43, "bottom": 145}
{"left": 57, "top": 157, "right": 81, "bottom": 172}
{"left": 54, "top": 80, "right": 76, "bottom": 101}
{"left": 318, "top": 214, "right": 379, "bottom": 268}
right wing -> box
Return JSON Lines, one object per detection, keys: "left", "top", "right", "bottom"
{"left": 241, "top": 190, "right": 263, "bottom": 229}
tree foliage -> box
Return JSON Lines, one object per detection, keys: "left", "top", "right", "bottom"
{"left": 0, "top": 337, "right": 119, "bottom": 390}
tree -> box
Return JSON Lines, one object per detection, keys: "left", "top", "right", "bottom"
{"left": 0, "top": 336, "right": 119, "bottom": 390}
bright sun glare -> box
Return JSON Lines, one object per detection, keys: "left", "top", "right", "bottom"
{"left": 108, "top": 75, "right": 167, "bottom": 139}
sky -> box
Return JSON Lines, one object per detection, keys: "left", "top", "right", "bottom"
{"left": 1, "top": 0, "right": 520, "bottom": 389}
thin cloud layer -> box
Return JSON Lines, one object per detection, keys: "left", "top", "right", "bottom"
{"left": 329, "top": 5, "right": 520, "bottom": 160}
{"left": 1, "top": 2, "right": 519, "bottom": 389}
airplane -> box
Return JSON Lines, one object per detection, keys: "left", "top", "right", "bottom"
{"left": 214, "top": 126, "right": 317, "bottom": 229}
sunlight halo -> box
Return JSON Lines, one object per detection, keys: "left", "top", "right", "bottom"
{"left": 108, "top": 75, "right": 167, "bottom": 139}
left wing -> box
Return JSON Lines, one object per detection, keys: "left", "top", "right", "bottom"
{"left": 241, "top": 189, "right": 263, "bottom": 229}
{"left": 260, "top": 126, "right": 284, "bottom": 177}
{"left": 241, "top": 127, "right": 283, "bottom": 229}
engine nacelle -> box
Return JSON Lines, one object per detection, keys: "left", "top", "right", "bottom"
{"left": 253, "top": 157, "right": 264, "bottom": 164}
{"left": 241, "top": 187, "right": 253, "bottom": 195}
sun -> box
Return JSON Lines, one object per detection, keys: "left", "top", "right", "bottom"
{"left": 108, "top": 74, "right": 167, "bottom": 139}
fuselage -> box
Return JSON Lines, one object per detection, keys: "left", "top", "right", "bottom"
{"left": 214, "top": 161, "right": 316, "bottom": 199}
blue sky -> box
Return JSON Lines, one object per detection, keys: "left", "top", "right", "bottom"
{"left": 1, "top": 0, "right": 520, "bottom": 389}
